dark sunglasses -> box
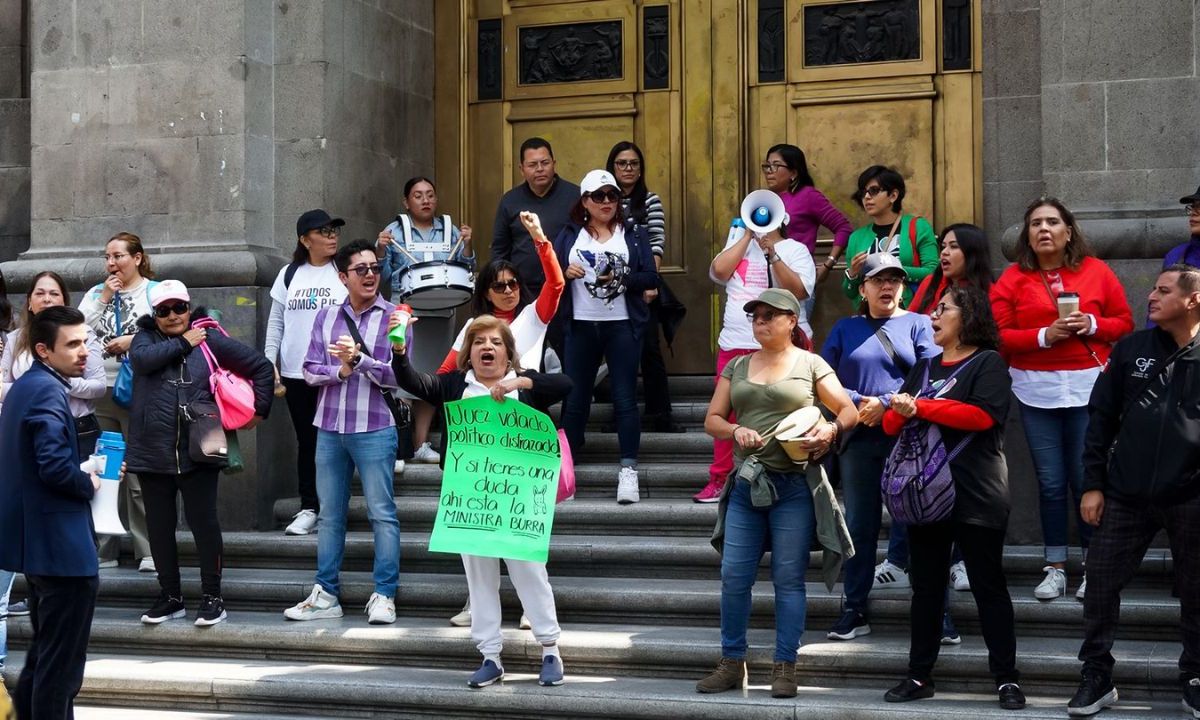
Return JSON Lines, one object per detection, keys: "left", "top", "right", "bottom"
{"left": 154, "top": 301, "right": 190, "bottom": 318}
{"left": 586, "top": 189, "right": 621, "bottom": 204}
{"left": 347, "top": 263, "right": 382, "bottom": 277}
{"left": 490, "top": 279, "right": 519, "bottom": 293}
{"left": 746, "top": 308, "right": 793, "bottom": 323}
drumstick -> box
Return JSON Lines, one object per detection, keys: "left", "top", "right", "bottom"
{"left": 394, "top": 244, "right": 420, "bottom": 264}
{"left": 447, "top": 233, "right": 466, "bottom": 260}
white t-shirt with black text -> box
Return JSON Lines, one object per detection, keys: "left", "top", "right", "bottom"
{"left": 269, "top": 263, "right": 348, "bottom": 378}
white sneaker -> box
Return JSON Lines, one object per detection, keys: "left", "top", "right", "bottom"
{"left": 450, "top": 600, "right": 471, "bottom": 627}
{"left": 138, "top": 557, "right": 156, "bottom": 573}
{"left": 394, "top": 460, "right": 406, "bottom": 474}
{"left": 520, "top": 614, "right": 531, "bottom": 630}
{"left": 872, "top": 559, "right": 910, "bottom": 590}
{"left": 1075, "top": 576, "right": 1087, "bottom": 601}
{"left": 283, "top": 584, "right": 344, "bottom": 621}
{"left": 285, "top": 509, "right": 318, "bottom": 536}
{"left": 412, "top": 442, "right": 441, "bottom": 464}
{"left": 1034, "top": 566, "right": 1067, "bottom": 600}
{"left": 949, "top": 561, "right": 971, "bottom": 591}
{"left": 616, "top": 467, "right": 640, "bottom": 505}
{"left": 365, "top": 592, "right": 396, "bottom": 625}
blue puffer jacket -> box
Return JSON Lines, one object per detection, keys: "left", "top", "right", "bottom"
{"left": 125, "top": 308, "right": 274, "bottom": 475}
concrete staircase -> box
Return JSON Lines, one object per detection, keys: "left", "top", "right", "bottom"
{"left": 6, "top": 376, "right": 1189, "bottom": 718}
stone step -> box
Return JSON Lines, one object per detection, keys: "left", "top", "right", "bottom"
{"left": 14, "top": 653, "right": 1183, "bottom": 720}
{"left": 274, "top": 497, "right": 719, "bottom": 537}
{"left": 392, "top": 461, "right": 711, "bottom": 499}
{"left": 16, "top": 568, "right": 1179, "bottom": 640}
{"left": 72, "top": 710, "right": 311, "bottom": 720}
{"left": 5, "top": 613, "right": 1184, "bottom": 698}
{"left": 544, "top": 400, "right": 710, "bottom": 428}
{"left": 192, "top": 532, "right": 1177, "bottom": 591}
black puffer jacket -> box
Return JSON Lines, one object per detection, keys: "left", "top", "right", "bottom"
{"left": 125, "top": 308, "right": 274, "bottom": 475}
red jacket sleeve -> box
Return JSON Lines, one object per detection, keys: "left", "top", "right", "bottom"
{"left": 436, "top": 349, "right": 458, "bottom": 375}
{"left": 534, "top": 237, "right": 565, "bottom": 323}
{"left": 990, "top": 267, "right": 1044, "bottom": 355}
{"left": 914, "top": 398, "right": 995, "bottom": 431}
{"left": 882, "top": 408, "right": 907, "bottom": 435}
{"left": 1090, "top": 260, "right": 1134, "bottom": 344}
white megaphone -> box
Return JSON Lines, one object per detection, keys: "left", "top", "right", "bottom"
{"left": 83, "top": 455, "right": 127, "bottom": 537}
{"left": 740, "top": 189, "right": 790, "bottom": 237}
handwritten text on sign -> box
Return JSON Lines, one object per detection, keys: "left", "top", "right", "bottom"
{"left": 428, "top": 395, "right": 561, "bottom": 563}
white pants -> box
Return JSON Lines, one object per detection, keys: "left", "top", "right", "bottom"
{"left": 462, "top": 554, "right": 561, "bottom": 657}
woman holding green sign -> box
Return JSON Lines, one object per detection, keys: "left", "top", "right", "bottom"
{"left": 391, "top": 314, "right": 573, "bottom": 689}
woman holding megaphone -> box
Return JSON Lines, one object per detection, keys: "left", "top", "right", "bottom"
{"left": 694, "top": 189, "right": 817, "bottom": 504}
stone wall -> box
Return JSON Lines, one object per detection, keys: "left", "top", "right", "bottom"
{"left": 0, "top": 0, "right": 29, "bottom": 262}
{"left": 2, "top": 0, "right": 435, "bottom": 529}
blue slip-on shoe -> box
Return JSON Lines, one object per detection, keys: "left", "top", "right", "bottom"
{"left": 538, "top": 655, "right": 565, "bottom": 686}
{"left": 468, "top": 659, "right": 504, "bottom": 688}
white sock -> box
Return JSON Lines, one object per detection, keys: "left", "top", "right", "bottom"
{"left": 541, "top": 644, "right": 559, "bottom": 659}
{"left": 484, "top": 653, "right": 502, "bottom": 669}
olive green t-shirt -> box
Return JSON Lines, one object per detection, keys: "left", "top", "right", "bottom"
{"left": 721, "top": 350, "right": 836, "bottom": 472}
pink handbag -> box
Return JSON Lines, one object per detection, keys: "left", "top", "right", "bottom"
{"left": 556, "top": 428, "right": 575, "bottom": 504}
{"left": 193, "top": 318, "right": 257, "bottom": 430}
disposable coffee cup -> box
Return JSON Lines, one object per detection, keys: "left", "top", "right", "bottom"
{"left": 1057, "top": 292, "right": 1080, "bottom": 319}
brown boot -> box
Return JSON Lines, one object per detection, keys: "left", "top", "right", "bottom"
{"left": 771, "top": 661, "right": 797, "bottom": 698}
{"left": 696, "top": 657, "right": 746, "bottom": 694}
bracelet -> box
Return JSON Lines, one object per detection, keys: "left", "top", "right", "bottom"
{"left": 824, "top": 257, "right": 837, "bottom": 269}
{"left": 730, "top": 423, "right": 742, "bottom": 437}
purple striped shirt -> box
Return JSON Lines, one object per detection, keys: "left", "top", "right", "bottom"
{"left": 304, "top": 295, "right": 399, "bottom": 434}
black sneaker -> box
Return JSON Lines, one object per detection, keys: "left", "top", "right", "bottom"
{"left": 1067, "top": 672, "right": 1117, "bottom": 716}
{"left": 195, "top": 594, "right": 227, "bottom": 627}
{"left": 141, "top": 593, "right": 186, "bottom": 625}
{"left": 1183, "top": 677, "right": 1199, "bottom": 719}
{"left": 884, "top": 678, "right": 935, "bottom": 703}
{"left": 998, "top": 682, "right": 1026, "bottom": 710}
{"left": 827, "top": 608, "right": 871, "bottom": 640}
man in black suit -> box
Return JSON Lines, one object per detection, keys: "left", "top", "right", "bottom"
{"left": 0, "top": 306, "right": 101, "bottom": 720}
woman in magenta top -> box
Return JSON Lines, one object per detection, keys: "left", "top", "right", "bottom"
{"left": 762, "top": 144, "right": 853, "bottom": 285}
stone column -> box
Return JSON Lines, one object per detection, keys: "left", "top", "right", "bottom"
{"left": 0, "top": 0, "right": 29, "bottom": 262}
{"left": 1, "top": 0, "right": 434, "bottom": 530}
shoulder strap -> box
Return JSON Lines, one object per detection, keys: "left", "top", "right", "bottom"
{"left": 1118, "top": 335, "right": 1200, "bottom": 424}
{"left": 398, "top": 214, "right": 414, "bottom": 248}
{"left": 284, "top": 262, "right": 301, "bottom": 289}
{"left": 907, "top": 215, "right": 920, "bottom": 265}
{"left": 340, "top": 307, "right": 407, "bottom": 418}
{"left": 871, "top": 320, "right": 909, "bottom": 375}
{"left": 113, "top": 291, "right": 122, "bottom": 329}
{"left": 198, "top": 340, "right": 220, "bottom": 373}
{"left": 339, "top": 308, "right": 377, "bottom": 364}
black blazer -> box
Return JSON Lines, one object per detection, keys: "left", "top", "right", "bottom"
{"left": 391, "top": 351, "right": 572, "bottom": 469}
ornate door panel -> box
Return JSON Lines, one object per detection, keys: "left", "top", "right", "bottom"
{"left": 747, "top": 0, "right": 982, "bottom": 336}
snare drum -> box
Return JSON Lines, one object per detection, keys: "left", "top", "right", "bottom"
{"left": 397, "top": 260, "right": 474, "bottom": 310}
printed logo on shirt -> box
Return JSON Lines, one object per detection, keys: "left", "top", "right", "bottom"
{"left": 287, "top": 286, "right": 339, "bottom": 311}
{"left": 1132, "top": 356, "right": 1157, "bottom": 379}
{"left": 730, "top": 258, "right": 769, "bottom": 302}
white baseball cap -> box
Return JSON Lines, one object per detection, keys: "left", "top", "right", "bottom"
{"left": 149, "top": 279, "right": 190, "bottom": 307}
{"left": 579, "top": 169, "right": 619, "bottom": 195}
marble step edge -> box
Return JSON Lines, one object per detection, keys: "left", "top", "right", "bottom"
{"left": 17, "top": 653, "right": 1185, "bottom": 720}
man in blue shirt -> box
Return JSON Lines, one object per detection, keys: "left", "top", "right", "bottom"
{"left": 0, "top": 306, "right": 101, "bottom": 720}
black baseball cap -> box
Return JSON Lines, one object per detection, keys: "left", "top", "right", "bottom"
{"left": 1180, "top": 186, "right": 1200, "bottom": 205}
{"left": 296, "top": 209, "right": 345, "bottom": 237}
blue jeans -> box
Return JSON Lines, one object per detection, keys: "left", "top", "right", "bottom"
{"left": 316, "top": 428, "right": 400, "bottom": 597}
{"left": 562, "top": 319, "right": 641, "bottom": 465}
{"left": 720, "top": 472, "right": 816, "bottom": 663}
{"left": 0, "top": 569, "right": 13, "bottom": 673}
{"left": 1018, "top": 402, "right": 1091, "bottom": 563}
{"left": 839, "top": 425, "right": 896, "bottom": 615}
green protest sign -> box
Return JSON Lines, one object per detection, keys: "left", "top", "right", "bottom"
{"left": 428, "top": 394, "right": 562, "bottom": 563}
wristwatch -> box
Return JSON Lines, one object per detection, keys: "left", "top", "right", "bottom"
{"left": 823, "top": 257, "right": 837, "bottom": 269}
{"left": 767, "top": 253, "right": 781, "bottom": 265}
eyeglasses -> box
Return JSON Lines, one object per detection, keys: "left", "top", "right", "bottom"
{"left": 347, "top": 263, "right": 382, "bottom": 277}
{"left": 586, "top": 189, "right": 621, "bottom": 203}
{"left": 614, "top": 160, "right": 641, "bottom": 170}
{"left": 866, "top": 275, "right": 904, "bottom": 286}
{"left": 930, "top": 302, "right": 961, "bottom": 319}
{"left": 317, "top": 226, "right": 340, "bottom": 238}
{"left": 524, "top": 159, "right": 554, "bottom": 170}
{"left": 862, "top": 185, "right": 888, "bottom": 198}
{"left": 154, "top": 301, "right": 190, "bottom": 318}
{"left": 760, "top": 162, "right": 789, "bottom": 173}
{"left": 103, "top": 252, "right": 130, "bottom": 262}
{"left": 746, "top": 308, "right": 793, "bottom": 323}
{"left": 1186, "top": 204, "right": 1200, "bottom": 217}
{"left": 490, "top": 279, "right": 519, "bottom": 293}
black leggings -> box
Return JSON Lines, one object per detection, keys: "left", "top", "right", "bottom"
{"left": 142, "top": 468, "right": 223, "bottom": 598}
{"left": 282, "top": 377, "right": 320, "bottom": 512}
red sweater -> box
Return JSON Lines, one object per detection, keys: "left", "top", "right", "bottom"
{"left": 989, "top": 257, "right": 1133, "bottom": 371}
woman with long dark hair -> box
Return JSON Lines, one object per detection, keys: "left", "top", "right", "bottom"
{"left": 881, "top": 285, "right": 1024, "bottom": 710}
{"left": 265, "top": 209, "right": 349, "bottom": 536}
{"left": 554, "top": 169, "right": 659, "bottom": 504}
{"left": 990, "top": 197, "right": 1133, "bottom": 601}
{"left": 908, "top": 223, "right": 994, "bottom": 315}
{"left": 605, "top": 141, "right": 682, "bottom": 433}
{"left": 761, "top": 143, "right": 853, "bottom": 285}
